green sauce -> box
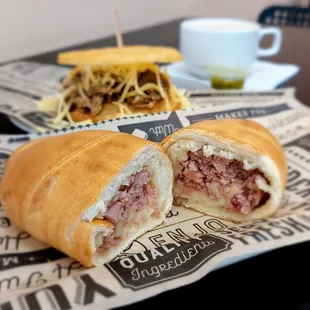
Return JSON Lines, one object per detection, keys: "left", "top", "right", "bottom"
{"left": 210, "top": 76, "right": 245, "bottom": 90}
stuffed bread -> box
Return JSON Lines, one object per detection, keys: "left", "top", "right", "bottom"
{"left": 0, "top": 130, "right": 173, "bottom": 266}
{"left": 160, "top": 119, "right": 287, "bottom": 222}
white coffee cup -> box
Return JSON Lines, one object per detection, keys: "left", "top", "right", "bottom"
{"left": 180, "top": 18, "right": 283, "bottom": 79}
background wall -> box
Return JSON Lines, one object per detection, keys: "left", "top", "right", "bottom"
{"left": 1, "top": 0, "right": 294, "bottom": 63}
{"left": 186, "top": 0, "right": 292, "bottom": 20}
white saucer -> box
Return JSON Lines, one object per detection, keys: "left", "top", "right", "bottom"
{"left": 165, "top": 61, "right": 300, "bottom": 91}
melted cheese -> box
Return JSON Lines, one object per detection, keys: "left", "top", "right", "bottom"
{"left": 175, "top": 182, "right": 239, "bottom": 211}
{"left": 175, "top": 177, "right": 271, "bottom": 215}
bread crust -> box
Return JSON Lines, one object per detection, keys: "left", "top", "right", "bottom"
{"left": 0, "top": 130, "right": 169, "bottom": 266}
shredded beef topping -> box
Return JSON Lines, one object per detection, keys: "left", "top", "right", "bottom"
{"left": 63, "top": 68, "right": 169, "bottom": 116}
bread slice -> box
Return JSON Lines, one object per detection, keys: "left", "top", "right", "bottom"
{"left": 57, "top": 45, "right": 183, "bottom": 66}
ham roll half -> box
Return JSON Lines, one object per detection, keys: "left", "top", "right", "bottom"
{"left": 0, "top": 131, "right": 173, "bottom": 267}
{"left": 160, "top": 119, "right": 287, "bottom": 222}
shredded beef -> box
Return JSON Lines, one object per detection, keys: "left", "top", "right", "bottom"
{"left": 138, "top": 70, "right": 157, "bottom": 86}
{"left": 100, "top": 170, "right": 156, "bottom": 250}
{"left": 64, "top": 68, "right": 169, "bottom": 116}
{"left": 175, "top": 150, "right": 270, "bottom": 214}
{"left": 104, "top": 171, "right": 154, "bottom": 224}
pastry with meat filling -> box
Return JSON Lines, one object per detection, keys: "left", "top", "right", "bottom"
{"left": 160, "top": 119, "right": 287, "bottom": 222}
{"left": 0, "top": 130, "right": 173, "bottom": 266}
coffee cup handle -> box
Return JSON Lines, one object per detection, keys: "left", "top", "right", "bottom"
{"left": 257, "top": 27, "right": 282, "bottom": 57}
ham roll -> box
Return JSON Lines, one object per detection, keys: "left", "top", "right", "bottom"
{"left": 160, "top": 119, "right": 287, "bottom": 222}
{"left": 0, "top": 130, "right": 173, "bottom": 266}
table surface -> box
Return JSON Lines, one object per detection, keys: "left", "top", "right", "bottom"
{"left": 2, "top": 18, "right": 310, "bottom": 309}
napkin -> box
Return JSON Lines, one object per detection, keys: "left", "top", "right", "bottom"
{"left": 165, "top": 60, "right": 300, "bottom": 91}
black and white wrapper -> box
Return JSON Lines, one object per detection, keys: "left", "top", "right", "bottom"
{"left": 0, "top": 61, "right": 309, "bottom": 310}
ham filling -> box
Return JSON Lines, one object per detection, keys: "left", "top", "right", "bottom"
{"left": 174, "top": 149, "right": 270, "bottom": 215}
{"left": 99, "top": 170, "right": 157, "bottom": 250}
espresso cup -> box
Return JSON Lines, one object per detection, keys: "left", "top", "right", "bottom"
{"left": 180, "top": 18, "right": 283, "bottom": 79}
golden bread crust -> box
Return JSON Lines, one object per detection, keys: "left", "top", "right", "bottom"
{"left": 0, "top": 130, "right": 156, "bottom": 266}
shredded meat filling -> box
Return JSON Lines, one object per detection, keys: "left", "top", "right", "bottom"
{"left": 174, "top": 150, "right": 270, "bottom": 215}
{"left": 100, "top": 170, "right": 157, "bottom": 250}
{"left": 65, "top": 69, "right": 169, "bottom": 115}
